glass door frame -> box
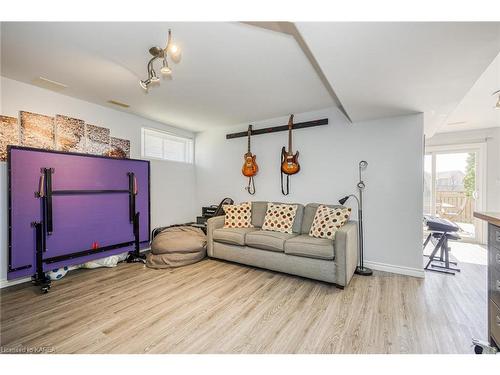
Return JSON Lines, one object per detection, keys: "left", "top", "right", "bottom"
{"left": 425, "top": 142, "right": 487, "bottom": 244}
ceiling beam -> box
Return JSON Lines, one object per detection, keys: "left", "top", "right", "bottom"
{"left": 242, "top": 21, "right": 352, "bottom": 123}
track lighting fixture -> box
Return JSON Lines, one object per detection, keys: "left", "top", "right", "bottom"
{"left": 139, "top": 29, "right": 181, "bottom": 91}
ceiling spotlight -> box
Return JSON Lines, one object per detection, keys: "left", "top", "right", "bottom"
{"left": 161, "top": 59, "right": 172, "bottom": 75}
{"left": 168, "top": 43, "right": 179, "bottom": 55}
{"left": 150, "top": 73, "right": 160, "bottom": 83}
{"left": 139, "top": 28, "right": 181, "bottom": 90}
{"left": 493, "top": 90, "right": 500, "bottom": 109}
{"left": 139, "top": 78, "right": 151, "bottom": 91}
{"left": 168, "top": 43, "right": 181, "bottom": 63}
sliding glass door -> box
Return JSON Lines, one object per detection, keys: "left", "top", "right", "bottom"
{"left": 424, "top": 144, "right": 486, "bottom": 243}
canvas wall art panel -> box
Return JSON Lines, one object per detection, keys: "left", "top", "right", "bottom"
{"left": 106, "top": 137, "right": 130, "bottom": 159}
{"left": 6, "top": 110, "right": 131, "bottom": 160}
{"left": 0, "top": 115, "right": 20, "bottom": 161}
{"left": 20, "top": 111, "right": 55, "bottom": 150}
{"left": 55, "top": 115, "right": 85, "bottom": 153}
{"left": 85, "top": 124, "right": 110, "bottom": 155}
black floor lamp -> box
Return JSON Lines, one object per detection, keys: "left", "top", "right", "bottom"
{"left": 339, "top": 160, "right": 373, "bottom": 276}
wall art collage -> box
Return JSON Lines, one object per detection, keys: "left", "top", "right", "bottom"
{"left": 0, "top": 111, "right": 131, "bottom": 161}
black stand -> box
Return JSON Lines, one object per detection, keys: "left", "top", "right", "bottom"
{"left": 354, "top": 194, "right": 373, "bottom": 276}
{"left": 355, "top": 266, "right": 373, "bottom": 276}
{"left": 126, "top": 212, "right": 146, "bottom": 263}
{"left": 31, "top": 222, "right": 51, "bottom": 293}
{"left": 423, "top": 231, "right": 460, "bottom": 275}
{"left": 127, "top": 172, "right": 136, "bottom": 223}
{"left": 126, "top": 173, "right": 145, "bottom": 263}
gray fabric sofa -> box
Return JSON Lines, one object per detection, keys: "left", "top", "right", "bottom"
{"left": 207, "top": 201, "right": 358, "bottom": 288}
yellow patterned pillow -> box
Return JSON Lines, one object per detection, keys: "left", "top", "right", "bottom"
{"left": 309, "top": 205, "right": 351, "bottom": 240}
{"left": 222, "top": 202, "right": 253, "bottom": 228}
{"left": 261, "top": 203, "right": 298, "bottom": 234}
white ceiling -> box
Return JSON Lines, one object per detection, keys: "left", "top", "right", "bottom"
{"left": 440, "top": 52, "right": 500, "bottom": 133}
{"left": 296, "top": 22, "right": 500, "bottom": 135}
{"left": 0, "top": 22, "right": 332, "bottom": 132}
{"left": 1, "top": 22, "right": 499, "bottom": 134}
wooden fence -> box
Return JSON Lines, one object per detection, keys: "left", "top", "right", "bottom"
{"left": 436, "top": 191, "right": 474, "bottom": 223}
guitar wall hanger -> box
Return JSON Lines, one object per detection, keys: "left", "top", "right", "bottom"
{"left": 226, "top": 118, "right": 328, "bottom": 139}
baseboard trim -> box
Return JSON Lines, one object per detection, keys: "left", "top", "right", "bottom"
{"left": 0, "top": 277, "right": 31, "bottom": 289}
{"left": 2, "top": 257, "right": 424, "bottom": 288}
{"left": 363, "top": 260, "right": 425, "bottom": 278}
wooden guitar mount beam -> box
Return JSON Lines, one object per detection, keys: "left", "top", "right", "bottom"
{"left": 226, "top": 118, "right": 328, "bottom": 139}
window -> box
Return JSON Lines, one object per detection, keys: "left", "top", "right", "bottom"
{"left": 142, "top": 128, "right": 193, "bottom": 163}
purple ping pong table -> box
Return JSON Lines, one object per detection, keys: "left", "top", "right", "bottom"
{"left": 7, "top": 146, "right": 151, "bottom": 292}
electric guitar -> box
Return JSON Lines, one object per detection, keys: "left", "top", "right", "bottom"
{"left": 281, "top": 114, "right": 300, "bottom": 175}
{"left": 242, "top": 125, "right": 259, "bottom": 177}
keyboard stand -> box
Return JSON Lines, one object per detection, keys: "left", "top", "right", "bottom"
{"left": 423, "top": 231, "right": 461, "bottom": 275}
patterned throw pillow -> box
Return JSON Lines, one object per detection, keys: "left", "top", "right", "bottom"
{"left": 261, "top": 203, "right": 298, "bottom": 234}
{"left": 223, "top": 202, "right": 253, "bottom": 228}
{"left": 309, "top": 205, "right": 352, "bottom": 240}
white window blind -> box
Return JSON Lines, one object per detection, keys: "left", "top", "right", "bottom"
{"left": 142, "top": 128, "right": 193, "bottom": 163}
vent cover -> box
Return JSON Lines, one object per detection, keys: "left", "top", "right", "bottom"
{"left": 31, "top": 77, "right": 68, "bottom": 92}
{"left": 107, "top": 100, "right": 130, "bottom": 108}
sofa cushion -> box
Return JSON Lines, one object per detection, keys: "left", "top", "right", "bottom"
{"left": 245, "top": 230, "right": 298, "bottom": 252}
{"left": 251, "top": 201, "right": 304, "bottom": 233}
{"left": 262, "top": 203, "right": 298, "bottom": 234}
{"left": 213, "top": 227, "right": 259, "bottom": 246}
{"left": 222, "top": 202, "right": 253, "bottom": 228}
{"left": 284, "top": 234, "right": 335, "bottom": 260}
{"left": 301, "top": 203, "right": 346, "bottom": 234}
{"left": 309, "top": 205, "right": 352, "bottom": 240}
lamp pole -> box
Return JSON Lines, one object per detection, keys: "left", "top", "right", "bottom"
{"left": 355, "top": 160, "right": 372, "bottom": 275}
{"left": 339, "top": 161, "right": 372, "bottom": 276}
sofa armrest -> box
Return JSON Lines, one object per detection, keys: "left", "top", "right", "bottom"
{"left": 207, "top": 216, "right": 225, "bottom": 257}
{"left": 334, "top": 221, "right": 359, "bottom": 287}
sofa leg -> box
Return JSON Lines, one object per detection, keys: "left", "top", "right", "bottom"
{"left": 335, "top": 284, "right": 344, "bottom": 290}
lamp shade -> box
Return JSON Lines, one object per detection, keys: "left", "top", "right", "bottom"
{"left": 338, "top": 196, "right": 349, "bottom": 205}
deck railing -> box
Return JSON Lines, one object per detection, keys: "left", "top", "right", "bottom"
{"left": 436, "top": 191, "right": 474, "bottom": 223}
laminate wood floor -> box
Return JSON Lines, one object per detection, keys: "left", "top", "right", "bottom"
{"left": 0, "top": 257, "right": 487, "bottom": 354}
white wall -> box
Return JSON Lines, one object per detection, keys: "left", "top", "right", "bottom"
{"left": 0, "top": 77, "right": 427, "bottom": 281}
{"left": 0, "top": 77, "right": 197, "bottom": 283}
{"left": 427, "top": 127, "right": 500, "bottom": 213}
{"left": 195, "top": 107, "right": 425, "bottom": 276}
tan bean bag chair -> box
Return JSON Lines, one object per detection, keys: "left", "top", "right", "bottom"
{"left": 146, "top": 226, "right": 207, "bottom": 269}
